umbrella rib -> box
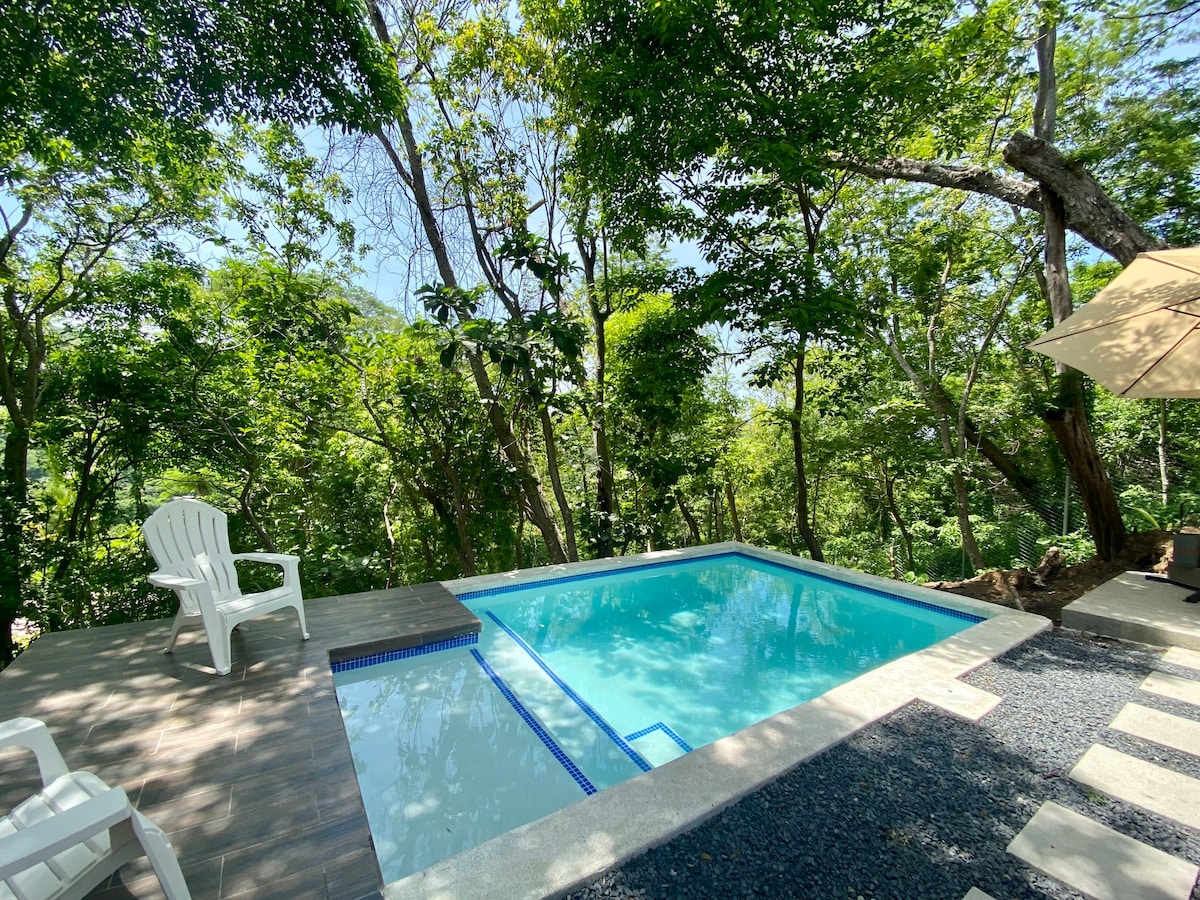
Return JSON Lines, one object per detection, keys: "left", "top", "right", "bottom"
{"left": 1029, "top": 317, "right": 1128, "bottom": 346}
{"left": 1030, "top": 297, "right": 1200, "bottom": 346}
{"left": 1120, "top": 322, "right": 1199, "bottom": 397}
{"left": 1147, "top": 254, "right": 1200, "bottom": 279}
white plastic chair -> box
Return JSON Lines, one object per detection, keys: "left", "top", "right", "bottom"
{"left": 0, "top": 717, "right": 190, "bottom": 900}
{"left": 143, "top": 498, "right": 310, "bottom": 676}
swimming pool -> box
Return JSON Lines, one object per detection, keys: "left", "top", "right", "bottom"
{"left": 333, "top": 547, "right": 1005, "bottom": 887}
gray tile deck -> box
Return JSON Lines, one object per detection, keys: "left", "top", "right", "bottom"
{"left": 0, "top": 583, "right": 480, "bottom": 900}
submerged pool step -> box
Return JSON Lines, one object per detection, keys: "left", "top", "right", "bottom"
{"left": 476, "top": 620, "right": 649, "bottom": 789}
{"left": 625, "top": 722, "right": 692, "bottom": 767}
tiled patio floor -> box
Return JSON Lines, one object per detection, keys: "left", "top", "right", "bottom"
{"left": 0, "top": 584, "right": 480, "bottom": 900}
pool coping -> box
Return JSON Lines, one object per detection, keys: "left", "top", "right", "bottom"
{"left": 380, "top": 542, "right": 1051, "bottom": 900}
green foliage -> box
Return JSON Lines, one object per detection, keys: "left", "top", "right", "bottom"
{"left": 1, "top": 0, "right": 402, "bottom": 174}
{"left": 8, "top": 0, "right": 1200, "bottom": 667}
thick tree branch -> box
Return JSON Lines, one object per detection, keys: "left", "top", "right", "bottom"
{"left": 1003, "top": 132, "right": 1166, "bottom": 265}
{"left": 833, "top": 155, "right": 1041, "bottom": 211}
{"left": 834, "top": 138, "right": 1167, "bottom": 266}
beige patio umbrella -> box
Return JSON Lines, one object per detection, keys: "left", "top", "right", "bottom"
{"left": 1027, "top": 247, "right": 1200, "bottom": 398}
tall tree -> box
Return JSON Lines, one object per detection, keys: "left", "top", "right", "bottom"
{"left": 547, "top": 0, "right": 1198, "bottom": 560}
{"left": 360, "top": 0, "right": 589, "bottom": 563}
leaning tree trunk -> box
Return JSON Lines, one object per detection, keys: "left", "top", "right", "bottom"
{"left": 1032, "top": 12, "right": 1125, "bottom": 561}
{"left": 789, "top": 345, "right": 824, "bottom": 561}
{"left": 725, "top": 480, "right": 745, "bottom": 543}
{"left": 466, "top": 351, "right": 568, "bottom": 563}
{"left": 675, "top": 490, "right": 702, "bottom": 546}
{"left": 367, "top": 4, "right": 568, "bottom": 565}
{"left": 539, "top": 405, "right": 578, "bottom": 561}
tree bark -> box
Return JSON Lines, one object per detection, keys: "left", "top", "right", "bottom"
{"left": 961, "top": 416, "right": 1057, "bottom": 527}
{"left": 874, "top": 456, "right": 916, "bottom": 571}
{"left": 539, "top": 405, "right": 578, "bottom": 561}
{"left": 1045, "top": 404, "right": 1125, "bottom": 558}
{"left": 1032, "top": 14, "right": 1126, "bottom": 561}
{"left": 950, "top": 464, "right": 985, "bottom": 572}
{"left": 724, "top": 479, "right": 744, "bottom": 542}
{"left": 466, "top": 351, "right": 568, "bottom": 562}
{"left": 1003, "top": 132, "right": 1165, "bottom": 266}
{"left": 675, "top": 490, "right": 702, "bottom": 545}
{"left": 368, "top": 4, "right": 567, "bottom": 564}
{"left": 880, "top": 324, "right": 984, "bottom": 570}
{"left": 578, "top": 231, "right": 617, "bottom": 557}
{"left": 789, "top": 345, "right": 824, "bottom": 561}
{"left": 835, "top": 143, "right": 1165, "bottom": 266}
{"left": 1159, "top": 400, "right": 1170, "bottom": 507}
{"left": 0, "top": 428, "right": 29, "bottom": 664}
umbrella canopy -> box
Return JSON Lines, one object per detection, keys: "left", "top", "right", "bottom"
{"left": 1027, "top": 247, "right": 1200, "bottom": 398}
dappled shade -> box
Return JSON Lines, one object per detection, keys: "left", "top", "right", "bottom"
{"left": 1029, "top": 248, "right": 1200, "bottom": 398}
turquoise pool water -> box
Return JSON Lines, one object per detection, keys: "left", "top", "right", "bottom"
{"left": 333, "top": 552, "right": 980, "bottom": 883}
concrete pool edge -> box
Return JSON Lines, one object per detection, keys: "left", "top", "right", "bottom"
{"left": 382, "top": 544, "right": 1050, "bottom": 900}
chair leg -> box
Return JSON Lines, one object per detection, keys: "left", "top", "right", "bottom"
{"left": 163, "top": 609, "right": 187, "bottom": 655}
{"left": 131, "top": 811, "right": 192, "bottom": 900}
{"left": 202, "top": 618, "right": 233, "bottom": 676}
{"left": 293, "top": 601, "right": 310, "bottom": 641}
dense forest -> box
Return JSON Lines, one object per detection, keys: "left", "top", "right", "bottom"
{"left": 2, "top": 0, "right": 1198, "bottom": 664}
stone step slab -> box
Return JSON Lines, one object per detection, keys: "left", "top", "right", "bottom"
{"left": 1164, "top": 647, "right": 1200, "bottom": 671}
{"left": 1111, "top": 702, "right": 1200, "bottom": 758}
{"left": 915, "top": 678, "right": 1002, "bottom": 721}
{"left": 1070, "top": 744, "right": 1200, "bottom": 830}
{"left": 1141, "top": 671, "right": 1200, "bottom": 707}
{"left": 1007, "top": 800, "right": 1198, "bottom": 900}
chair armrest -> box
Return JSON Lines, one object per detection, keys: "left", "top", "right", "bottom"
{"left": 233, "top": 553, "right": 302, "bottom": 591}
{"left": 0, "top": 718, "right": 69, "bottom": 786}
{"left": 233, "top": 553, "right": 299, "bottom": 565}
{"left": 147, "top": 572, "right": 206, "bottom": 590}
{"left": 0, "top": 785, "right": 130, "bottom": 880}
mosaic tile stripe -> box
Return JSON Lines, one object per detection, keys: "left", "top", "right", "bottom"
{"left": 459, "top": 551, "right": 985, "bottom": 625}
{"left": 485, "top": 611, "right": 653, "bottom": 773}
{"left": 330, "top": 633, "right": 478, "bottom": 673}
{"left": 625, "top": 722, "right": 694, "bottom": 754}
{"left": 469, "top": 649, "right": 597, "bottom": 796}
{"left": 458, "top": 552, "right": 741, "bottom": 600}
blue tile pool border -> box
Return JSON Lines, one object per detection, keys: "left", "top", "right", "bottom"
{"left": 625, "top": 722, "right": 694, "bottom": 754}
{"left": 458, "top": 551, "right": 986, "bottom": 625}
{"left": 470, "top": 649, "right": 597, "bottom": 796}
{"left": 485, "top": 611, "right": 653, "bottom": 773}
{"left": 330, "top": 633, "right": 479, "bottom": 673}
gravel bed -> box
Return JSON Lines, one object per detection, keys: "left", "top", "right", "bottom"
{"left": 567, "top": 630, "right": 1200, "bottom": 900}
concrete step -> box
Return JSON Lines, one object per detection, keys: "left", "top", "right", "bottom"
{"left": 915, "top": 678, "right": 1001, "bottom": 721}
{"left": 1111, "top": 702, "right": 1200, "bottom": 758}
{"left": 1007, "top": 800, "right": 1198, "bottom": 900}
{"left": 1070, "top": 744, "right": 1200, "bottom": 830}
{"left": 1164, "top": 647, "right": 1200, "bottom": 671}
{"left": 1142, "top": 671, "right": 1200, "bottom": 707}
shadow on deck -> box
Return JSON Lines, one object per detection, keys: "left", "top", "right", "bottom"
{"left": 0, "top": 583, "right": 481, "bottom": 900}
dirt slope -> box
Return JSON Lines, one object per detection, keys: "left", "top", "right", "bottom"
{"left": 925, "top": 530, "right": 1178, "bottom": 624}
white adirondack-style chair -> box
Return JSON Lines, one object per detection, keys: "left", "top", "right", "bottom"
{"left": 0, "top": 717, "right": 190, "bottom": 900}
{"left": 142, "top": 498, "right": 309, "bottom": 676}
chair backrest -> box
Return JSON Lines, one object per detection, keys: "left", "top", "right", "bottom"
{"left": 143, "top": 499, "right": 243, "bottom": 610}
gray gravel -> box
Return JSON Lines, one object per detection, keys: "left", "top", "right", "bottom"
{"left": 567, "top": 630, "right": 1200, "bottom": 900}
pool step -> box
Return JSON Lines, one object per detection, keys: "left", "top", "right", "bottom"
{"left": 476, "top": 624, "right": 648, "bottom": 789}
{"left": 625, "top": 723, "right": 691, "bottom": 767}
